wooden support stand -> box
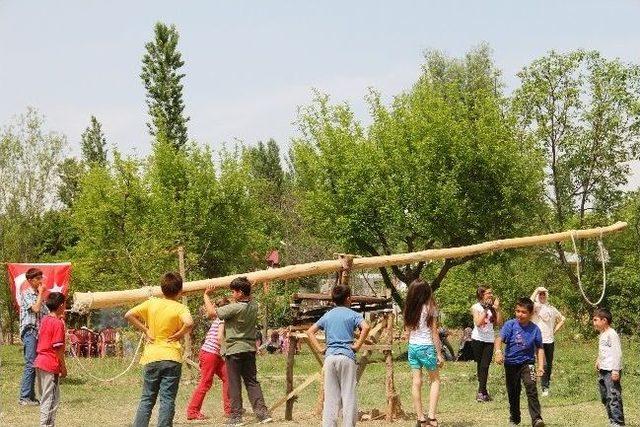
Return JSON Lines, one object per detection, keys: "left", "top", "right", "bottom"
{"left": 177, "top": 246, "right": 198, "bottom": 379}
{"left": 284, "top": 334, "right": 298, "bottom": 421}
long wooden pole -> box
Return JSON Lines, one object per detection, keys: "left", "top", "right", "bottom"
{"left": 72, "top": 222, "right": 627, "bottom": 311}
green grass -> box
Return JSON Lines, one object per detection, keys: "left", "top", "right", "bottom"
{"left": 1, "top": 337, "right": 638, "bottom": 426}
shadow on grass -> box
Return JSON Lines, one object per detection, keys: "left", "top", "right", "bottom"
{"left": 62, "top": 377, "right": 87, "bottom": 386}
{"left": 63, "top": 396, "right": 93, "bottom": 404}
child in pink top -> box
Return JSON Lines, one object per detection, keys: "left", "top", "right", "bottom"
{"left": 186, "top": 293, "right": 231, "bottom": 420}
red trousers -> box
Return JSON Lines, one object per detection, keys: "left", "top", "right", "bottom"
{"left": 187, "top": 350, "right": 231, "bottom": 416}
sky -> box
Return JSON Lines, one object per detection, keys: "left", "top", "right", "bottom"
{"left": 1, "top": 1, "right": 640, "bottom": 161}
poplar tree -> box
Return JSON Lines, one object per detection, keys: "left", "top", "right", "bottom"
{"left": 80, "top": 115, "right": 107, "bottom": 166}
{"left": 141, "top": 22, "right": 189, "bottom": 150}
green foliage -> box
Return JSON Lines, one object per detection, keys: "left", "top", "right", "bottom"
{"left": 513, "top": 50, "right": 640, "bottom": 227}
{"left": 57, "top": 157, "right": 85, "bottom": 208}
{"left": 141, "top": 22, "right": 189, "bottom": 150}
{"left": 291, "top": 46, "right": 545, "bottom": 304}
{"left": 68, "top": 139, "right": 272, "bottom": 293}
{"left": 81, "top": 115, "right": 108, "bottom": 166}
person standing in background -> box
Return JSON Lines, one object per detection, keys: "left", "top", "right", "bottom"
{"left": 530, "top": 287, "right": 566, "bottom": 397}
{"left": 19, "top": 268, "right": 49, "bottom": 406}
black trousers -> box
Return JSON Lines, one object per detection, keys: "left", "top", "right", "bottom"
{"left": 471, "top": 339, "right": 494, "bottom": 394}
{"left": 504, "top": 363, "right": 542, "bottom": 425}
{"left": 598, "top": 370, "right": 625, "bottom": 425}
{"left": 540, "top": 343, "right": 554, "bottom": 389}
{"left": 225, "top": 352, "right": 269, "bottom": 420}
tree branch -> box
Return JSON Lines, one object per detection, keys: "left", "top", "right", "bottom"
{"left": 431, "top": 255, "right": 480, "bottom": 291}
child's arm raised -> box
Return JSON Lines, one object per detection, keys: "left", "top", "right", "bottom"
{"left": 493, "top": 298, "right": 503, "bottom": 326}
{"left": 203, "top": 287, "right": 217, "bottom": 318}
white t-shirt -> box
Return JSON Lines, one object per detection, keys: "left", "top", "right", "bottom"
{"left": 598, "top": 327, "right": 623, "bottom": 371}
{"left": 409, "top": 305, "right": 436, "bottom": 345}
{"left": 471, "top": 302, "right": 495, "bottom": 343}
{"left": 532, "top": 303, "right": 565, "bottom": 344}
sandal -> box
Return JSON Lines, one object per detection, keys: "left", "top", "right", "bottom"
{"left": 427, "top": 418, "right": 439, "bottom": 427}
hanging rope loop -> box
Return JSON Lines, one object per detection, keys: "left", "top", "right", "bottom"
{"left": 570, "top": 229, "right": 607, "bottom": 307}
{"left": 67, "top": 332, "right": 145, "bottom": 382}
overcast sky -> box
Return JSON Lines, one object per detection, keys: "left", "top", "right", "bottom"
{"left": 2, "top": 1, "right": 640, "bottom": 162}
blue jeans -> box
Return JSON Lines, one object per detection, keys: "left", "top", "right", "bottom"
{"left": 598, "top": 370, "right": 625, "bottom": 425}
{"left": 133, "top": 360, "right": 182, "bottom": 427}
{"left": 19, "top": 328, "right": 38, "bottom": 401}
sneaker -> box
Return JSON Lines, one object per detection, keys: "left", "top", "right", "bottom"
{"left": 186, "top": 412, "right": 209, "bottom": 421}
{"left": 541, "top": 388, "right": 549, "bottom": 397}
{"left": 475, "top": 392, "right": 491, "bottom": 402}
{"left": 223, "top": 418, "right": 246, "bottom": 426}
{"left": 257, "top": 417, "right": 273, "bottom": 424}
{"left": 19, "top": 399, "right": 39, "bottom": 406}
{"left": 533, "top": 418, "right": 545, "bottom": 427}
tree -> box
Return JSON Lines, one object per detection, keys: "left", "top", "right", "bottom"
{"left": 513, "top": 50, "right": 640, "bottom": 297}
{"left": 141, "top": 22, "right": 189, "bottom": 150}
{"left": 0, "top": 108, "right": 66, "bottom": 342}
{"left": 57, "top": 158, "right": 84, "bottom": 208}
{"left": 291, "top": 46, "right": 544, "bottom": 306}
{"left": 80, "top": 115, "right": 108, "bottom": 166}
{"left": 245, "top": 139, "right": 285, "bottom": 195}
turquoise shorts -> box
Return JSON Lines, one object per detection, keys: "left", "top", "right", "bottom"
{"left": 408, "top": 343, "right": 437, "bottom": 371}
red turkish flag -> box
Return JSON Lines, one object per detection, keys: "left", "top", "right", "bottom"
{"left": 7, "top": 263, "right": 71, "bottom": 313}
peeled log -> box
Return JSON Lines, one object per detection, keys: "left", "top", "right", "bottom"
{"left": 72, "top": 222, "right": 627, "bottom": 312}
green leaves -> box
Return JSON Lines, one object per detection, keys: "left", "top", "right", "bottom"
{"left": 141, "top": 22, "right": 189, "bottom": 150}
{"left": 291, "top": 47, "right": 544, "bottom": 299}
{"left": 513, "top": 50, "right": 640, "bottom": 227}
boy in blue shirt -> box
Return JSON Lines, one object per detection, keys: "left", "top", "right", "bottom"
{"left": 306, "top": 284, "right": 371, "bottom": 427}
{"left": 495, "top": 297, "right": 545, "bottom": 427}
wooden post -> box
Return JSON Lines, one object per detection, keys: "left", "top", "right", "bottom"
{"left": 383, "top": 313, "right": 402, "bottom": 421}
{"left": 314, "top": 367, "right": 324, "bottom": 416}
{"left": 285, "top": 334, "right": 298, "bottom": 420}
{"left": 177, "top": 246, "right": 197, "bottom": 378}
{"left": 338, "top": 254, "right": 354, "bottom": 286}
{"left": 262, "top": 280, "right": 269, "bottom": 344}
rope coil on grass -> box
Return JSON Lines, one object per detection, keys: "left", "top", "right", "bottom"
{"left": 570, "top": 229, "right": 607, "bottom": 307}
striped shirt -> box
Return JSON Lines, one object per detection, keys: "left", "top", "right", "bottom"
{"left": 19, "top": 288, "right": 49, "bottom": 336}
{"left": 201, "top": 319, "right": 223, "bottom": 354}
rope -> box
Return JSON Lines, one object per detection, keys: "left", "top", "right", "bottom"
{"left": 570, "top": 230, "right": 607, "bottom": 307}
{"left": 67, "top": 333, "right": 145, "bottom": 382}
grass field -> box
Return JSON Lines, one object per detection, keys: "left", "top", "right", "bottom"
{"left": 1, "top": 336, "right": 638, "bottom": 426}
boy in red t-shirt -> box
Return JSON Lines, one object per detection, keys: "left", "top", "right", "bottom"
{"left": 34, "top": 292, "right": 67, "bottom": 427}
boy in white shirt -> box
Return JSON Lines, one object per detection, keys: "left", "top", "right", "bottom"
{"left": 592, "top": 307, "right": 624, "bottom": 427}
